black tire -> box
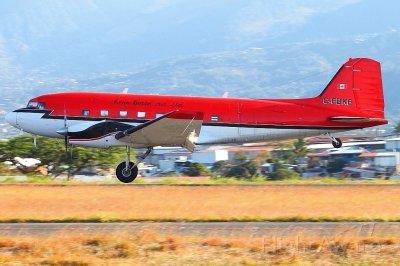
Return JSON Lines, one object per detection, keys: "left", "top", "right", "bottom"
{"left": 332, "top": 138, "right": 342, "bottom": 148}
{"left": 116, "top": 162, "right": 138, "bottom": 183}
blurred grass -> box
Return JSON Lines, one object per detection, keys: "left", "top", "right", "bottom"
{"left": 0, "top": 232, "right": 400, "bottom": 265}
{"left": 0, "top": 175, "right": 400, "bottom": 185}
{"left": 2, "top": 174, "right": 400, "bottom": 185}
{"left": 0, "top": 184, "right": 400, "bottom": 222}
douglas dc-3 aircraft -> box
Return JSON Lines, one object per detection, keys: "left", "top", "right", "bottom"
{"left": 5, "top": 58, "right": 387, "bottom": 183}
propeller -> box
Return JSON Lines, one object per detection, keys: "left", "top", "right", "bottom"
{"left": 56, "top": 106, "right": 70, "bottom": 153}
{"left": 63, "top": 115, "right": 69, "bottom": 152}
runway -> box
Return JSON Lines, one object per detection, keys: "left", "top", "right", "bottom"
{"left": 1, "top": 222, "right": 400, "bottom": 237}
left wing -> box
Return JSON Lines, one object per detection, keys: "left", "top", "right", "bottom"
{"left": 115, "top": 111, "right": 203, "bottom": 151}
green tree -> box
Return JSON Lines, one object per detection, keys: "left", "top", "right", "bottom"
{"left": 266, "top": 158, "right": 285, "bottom": 172}
{"left": 252, "top": 151, "right": 269, "bottom": 165}
{"left": 184, "top": 162, "right": 210, "bottom": 176}
{"left": 0, "top": 140, "right": 8, "bottom": 160}
{"left": 0, "top": 135, "right": 126, "bottom": 177}
{"left": 395, "top": 121, "right": 400, "bottom": 134}
{"left": 226, "top": 166, "right": 250, "bottom": 179}
{"left": 278, "top": 139, "right": 309, "bottom": 164}
{"left": 241, "top": 160, "right": 259, "bottom": 176}
{"left": 225, "top": 160, "right": 259, "bottom": 179}
{"left": 293, "top": 138, "right": 308, "bottom": 158}
{"left": 233, "top": 151, "right": 248, "bottom": 163}
{"left": 271, "top": 169, "right": 300, "bottom": 180}
{"left": 211, "top": 160, "right": 230, "bottom": 176}
{"left": 65, "top": 146, "right": 125, "bottom": 176}
{"left": 0, "top": 135, "right": 35, "bottom": 161}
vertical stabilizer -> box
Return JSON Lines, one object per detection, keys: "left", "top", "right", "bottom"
{"left": 319, "top": 58, "right": 384, "bottom": 119}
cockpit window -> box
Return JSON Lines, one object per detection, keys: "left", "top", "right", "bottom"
{"left": 27, "top": 102, "right": 45, "bottom": 109}
{"left": 27, "top": 102, "right": 38, "bottom": 108}
{"left": 37, "top": 102, "right": 45, "bottom": 109}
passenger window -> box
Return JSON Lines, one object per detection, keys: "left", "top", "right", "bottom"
{"left": 137, "top": 111, "right": 146, "bottom": 118}
{"left": 211, "top": 115, "right": 219, "bottom": 122}
{"left": 81, "top": 110, "right": 90, "bottom": 116}
{"left": 119, "top": 111, "right": 128, "bottom": 117}
{"left": 100, "top": 110, "right": 108, "bottom": 117}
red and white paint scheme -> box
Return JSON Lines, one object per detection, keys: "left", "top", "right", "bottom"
{"left": 5, "top": 58, "right": 387, "bottom": 182}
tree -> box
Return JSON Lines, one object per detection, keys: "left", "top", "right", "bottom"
{"left": 395, "top": 121, "right": 400, "bottom": 134}
{"left": 0, "top": 135, "right": 126, "bottom": 177}
{"left": 0, "top": 135, "right": 35, "bottom": 161}
{"left": 266, "top": 158, "right": 285, "bottom": 172}
{"left": 241, "top": 160, "right": 259, "bottom": 176}
{"left": 270, "top": 169, "right": 300, "bottom": 180}
{"left": 225, "top": 160, "right": 259, "bottom": 179}
{"left": 233, "top": 151, "right": 248, "bottom": 163}
{"left": 64, "top": 146, "right": 125, "bottom": 177}
{"left": 252, "top": 151, "right": 269, "bottom": 165}
{"left": 0, "top": 140, "right": 8, "bottom": 160}
{"left": 293, "top": 138, "right": 308, "bottom": 158}
{"left": 226, "top": 166, "right": 250, "bottom": 179}
{"left": 211, "top": 160, "right": 230, "bottom": 176}
{"left": 278, "top": 139, "right": 309, "bottom": 164}
{"left": 184, "top": 162, "right": 210, "bottom": 176}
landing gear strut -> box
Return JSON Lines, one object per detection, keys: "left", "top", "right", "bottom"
{"left": 115, "top": 146, "right": 153, "bottom": 183}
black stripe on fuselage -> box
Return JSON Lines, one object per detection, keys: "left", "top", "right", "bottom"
{"left": 13, "top": 109, "right": 363, "bottom": 131}
{"left": 68, "top": 121, "right": 132, "bottom": 140}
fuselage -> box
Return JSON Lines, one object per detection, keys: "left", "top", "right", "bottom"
{"left": 5, "top": 92, "right": 386, "bottom": 148}
{"left": 4, "top": 58, "right": 388, "bottom": 183}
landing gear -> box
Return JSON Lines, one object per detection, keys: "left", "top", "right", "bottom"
{"left": 115, "top": 146, "right": 153, "bottom": 183}
{"left": 116, "top": 162, "right": 138, "bottom": 183}
{"left": 326, "top": 133, "right": 342, "bottom": 148}
{"left": 331, "top": 137, "right": 342, "bottom": 148}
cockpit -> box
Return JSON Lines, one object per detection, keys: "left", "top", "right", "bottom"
{"left": 27, "top": 101, "right": 46, "bottom": 109}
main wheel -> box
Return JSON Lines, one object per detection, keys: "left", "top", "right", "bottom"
{"left": 116, "top": 162, "right": 138, "bottom": 183}
{"left": 332, "top": 138, "right": 342, "bottom": 148}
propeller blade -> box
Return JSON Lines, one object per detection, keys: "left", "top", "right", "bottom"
{"left": 63, "top": 113, "right": 69, "bottom": 153}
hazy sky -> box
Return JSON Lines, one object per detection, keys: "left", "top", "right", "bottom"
{"left": 0, "top": 0, "right": 398, "bottom": 71}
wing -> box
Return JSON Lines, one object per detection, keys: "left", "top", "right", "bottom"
{"left": 115, "top": 111, "right": 203, "bottom": 152}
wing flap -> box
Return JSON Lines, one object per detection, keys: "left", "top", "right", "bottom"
{"left": 115, "top": 111, "right": 203, "bottom": 151}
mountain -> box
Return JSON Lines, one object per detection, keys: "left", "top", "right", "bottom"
{"left": 0, "top": 0, "right": 399, "bottom": 137}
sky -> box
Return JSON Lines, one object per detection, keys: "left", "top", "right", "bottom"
{"left": 0, "top": 0, "right": 398, "bottom": 74}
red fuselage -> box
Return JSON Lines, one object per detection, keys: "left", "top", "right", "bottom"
{"left": 5, "top": 58, "right": 387, "bottom": 148}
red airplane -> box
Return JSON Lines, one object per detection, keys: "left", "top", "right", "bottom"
{"left": 5, "top": 58, "right": 387, "bottom": 183}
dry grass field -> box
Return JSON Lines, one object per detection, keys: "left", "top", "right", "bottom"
{"left": 0, "top": 231, "right": 400, "bottom": 265}
{"left": 0, "top": 184, "right": 399, "bottom": 221}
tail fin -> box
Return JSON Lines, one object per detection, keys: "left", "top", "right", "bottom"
{"left": 319, "top": 58, "right": 384, "bottom": 119}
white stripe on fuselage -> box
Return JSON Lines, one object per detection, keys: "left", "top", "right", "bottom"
{"left": 15, "top": 112, "right": 344, "bottom": 148}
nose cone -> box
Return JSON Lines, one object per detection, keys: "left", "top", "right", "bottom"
{"left": 5, "top": 112, "right": 17, "bottom": 128}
